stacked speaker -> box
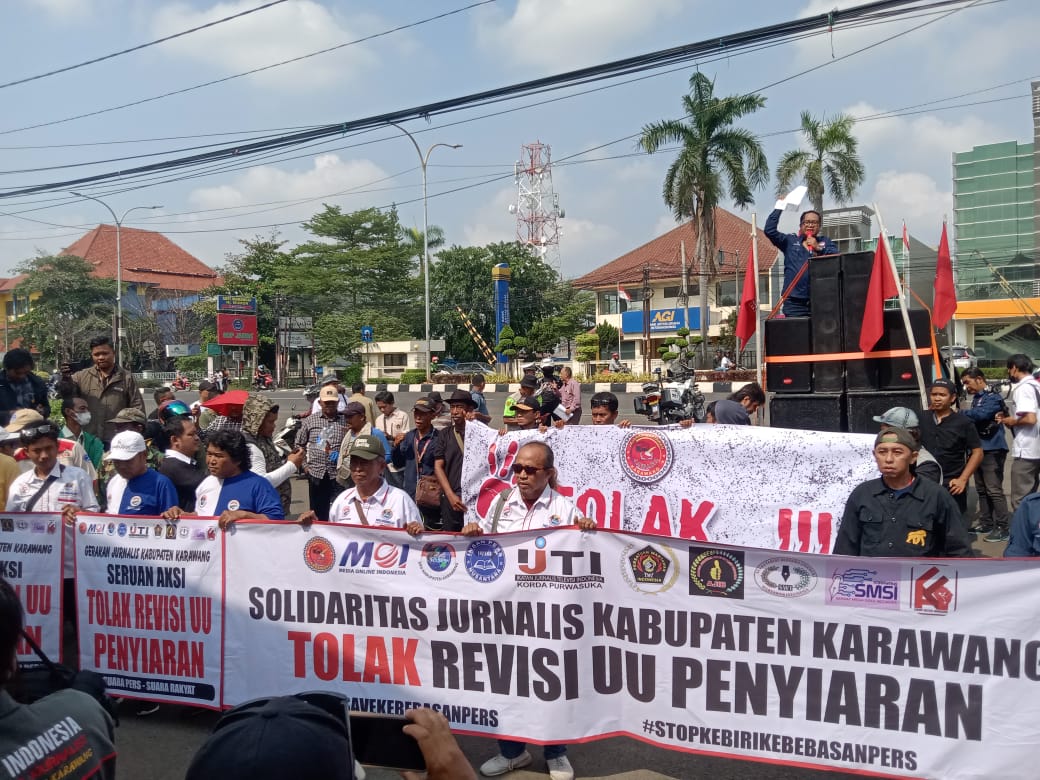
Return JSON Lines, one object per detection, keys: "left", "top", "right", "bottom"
{"left": 767, "top": 250, "right": 929, "bottom": 433}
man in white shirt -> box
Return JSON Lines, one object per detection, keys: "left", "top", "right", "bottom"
{"left": 461, "top": 440, "right": 593, "bottom": 780}
{"left": 308, "top": 375, "right": 347, "bottom": 415}
{"left": 6, "top": 422, "right": 98, "bottom": 622}
{"left": 299, "top": 435, "right": 423, "bottom": 535}
{"left": 1001, "top": 354, "right": 1040, "bottom": 510}
{"left": 374, "top": 390, "right": 410, "bottom": 489}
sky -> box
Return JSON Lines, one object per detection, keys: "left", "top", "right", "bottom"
{"left": 0, "top": 0, "right": 1034, "bottom": 282}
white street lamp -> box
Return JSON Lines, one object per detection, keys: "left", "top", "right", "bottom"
{"left": 70, "top": 192, "right": 162, "bottom": 367}
{"left": 387, "top": 123, "right": 461, "bottom": 381}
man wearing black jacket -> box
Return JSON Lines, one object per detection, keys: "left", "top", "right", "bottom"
{"left": 0, "top": 348, "right": 48, "bottom": 420}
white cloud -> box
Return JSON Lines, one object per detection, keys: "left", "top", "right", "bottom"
{"left": 151, "top": 1, "right": 378, "bottom": 90}
{"left": 476, "top": 0, "right": 684, "bottom": 70}
{"left": 24, "top": 0, "right": 95, "bottom": 20}
{"left": 870, "top": 171, "right": 951, "bottom": 244}
{"left": 187, "top": 153, "right": 389, "bottom": 213}
{"left": 461, "top": 187, "right": 516, "bottom": 248}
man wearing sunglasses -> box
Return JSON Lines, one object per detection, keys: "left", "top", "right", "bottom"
{"left": 765, "top": 197, "right": 838, "bottom": 317}
{"left": 462, "top": 440, "right": 593, "bottom": 780}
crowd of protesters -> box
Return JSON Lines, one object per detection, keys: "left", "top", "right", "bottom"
{"left": 4, "top": 336, "right": 1040, "bottom": 778}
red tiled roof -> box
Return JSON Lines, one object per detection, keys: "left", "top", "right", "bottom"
{"left": 572, "top": 207, "right": 780, "bottom": 289}
{"left": 0, "top": 274, "right": 27, "bottom": 292}
{"left": 62, "top": 225, "right": 220, "bottom": 293}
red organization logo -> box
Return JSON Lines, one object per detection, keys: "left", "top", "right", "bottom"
{"left": 911, "top": 565, "right": 957, "bottom": 615}
{"left": 620, "top": 431, "right": 674, "bottom": 484}
{"left": 303, "top": 536, "right": 336, "bottom": 574}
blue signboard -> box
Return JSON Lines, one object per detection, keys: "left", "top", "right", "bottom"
{"left": 620, "top": 307, "right": 706, "bottom": 334}
{"left": 360, "top": 326, "right": 374, "bottom": 344}
{"left": 216, "top": 295, "right": 257, "bottom": 314}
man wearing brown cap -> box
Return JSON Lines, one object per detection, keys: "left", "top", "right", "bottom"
{"left": 391, "top": 397, "right": 441, "bottom": 528}
{"left": 58, "top": 335, "right": 144, "bottom": 444}
{"left": 833, "top": 428, "right": 972, "bottom": 557}
{"left": 296, "top": 385, "right": 348, "bottom": 521}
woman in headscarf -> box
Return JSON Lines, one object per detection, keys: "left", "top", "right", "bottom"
{"left": 241, "top": 393, "right": 304, "bottom": 518}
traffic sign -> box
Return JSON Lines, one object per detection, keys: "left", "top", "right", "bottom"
{"left": 360, "top": 326, "right": 374, "bottom": 343}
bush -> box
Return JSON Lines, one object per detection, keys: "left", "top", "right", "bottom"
{"left": 586, "top": 371, "right": 653, "bottom": 383}
{"left": 399, "top": 369, "right": 428, "bottom": 384}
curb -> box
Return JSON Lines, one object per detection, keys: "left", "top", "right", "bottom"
{"left": 370, "top": 382, "right": 748, "bottom": 395}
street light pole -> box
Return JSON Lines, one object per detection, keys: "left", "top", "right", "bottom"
{"left": 70, "top": 193, "right": 162, "bottom": 368}
{"left": 388, "top": 123, "right": 461, "bottom": 381}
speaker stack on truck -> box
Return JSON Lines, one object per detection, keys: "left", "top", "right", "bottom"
{"left": 768, "top": 250, "right": 929, "bottom": 433}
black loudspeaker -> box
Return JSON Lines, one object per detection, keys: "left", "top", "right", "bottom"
{"left": 840, "top": 251, "right": 879, "bottom": 391}
{"left": 809, "top": 256, "right": 844, "bottom": 393}
{"left": 765, "top": 317, "right": 812, "bottom": 393}
{"left": 847, "top": 391, "right": 922, "bottom": 434}
{"left": 770, "top": 393, "right": 846, "bottom": 433}
{"left": 875, "top": 309, "right": 933, "bottom": 390}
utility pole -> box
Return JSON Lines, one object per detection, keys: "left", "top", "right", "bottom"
{"left": 641, "top": 263, "right": 652, "bottom": 374}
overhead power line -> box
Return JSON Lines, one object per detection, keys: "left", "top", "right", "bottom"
{"left": 0, "top": 0, "right": 987, "bottom": 201}
{"left": 0, "top": 0, "right": 291, "bottom": 91}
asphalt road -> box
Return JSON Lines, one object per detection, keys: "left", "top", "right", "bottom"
{"left": 111, "top": 387, "right": 998, "bottom": 780}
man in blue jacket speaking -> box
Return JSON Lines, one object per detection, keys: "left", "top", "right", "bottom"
{"left": 765, "top": 187, "right": 839, "bottom": 316}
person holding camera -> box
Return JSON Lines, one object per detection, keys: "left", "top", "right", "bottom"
{"left": 0, "top": 577, "right": 116, "bottom": 779}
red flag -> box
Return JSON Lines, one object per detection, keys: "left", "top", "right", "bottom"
{"left": 735, "top": 247, "right": 757, "bottom": 351}
{"left": 933, "top": 221, "right": 957, "bottom": 328}
{"left": 859, "top": 236, "right": 899, "bottom": 352}
{"left": 901, "top": 221, "right": 910, "bottom": 255}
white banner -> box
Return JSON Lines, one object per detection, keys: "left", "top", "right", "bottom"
{"left": 461, "top": 423, "right": 877, "bottom": 552}
{"left": 74, "top": 517, "right": 224, "bottom": 708}
{"left": 222, "top": 521, "right": 1040, "bottom": 779}
{"left": 1, "top": 514, "right": 63, "bottom": 664}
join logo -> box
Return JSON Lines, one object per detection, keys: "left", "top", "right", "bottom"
{"left": 826, "top": 565, "right": 901, "bottom": 610}
{"left": 337, "top": 541, "right": 410, "bottom": 575}
{"left": 911, "top": 565, "right": 957, "bottom": 615}
{"left": 515, "top": 535, "right": 604, "bottom": 590}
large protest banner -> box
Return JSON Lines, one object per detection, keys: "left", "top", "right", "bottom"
{"left": 0, "top": 514, "right": 63, "bottom": 663}
{"left": 462, "top": 423, "right": 877, "bottom": 552}
{"left": 74, "top": 517, "right": 224, "bottom": 708}
{"left": 224, "top": 521, "right": 1040, "bottom": 780}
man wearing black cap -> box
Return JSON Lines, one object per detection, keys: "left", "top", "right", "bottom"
{"left": 391, "top": 397, "right": 442, "bottom": 528}
{"left": 834, "top": 428, "right": 972, "bottom": 557}
{"left": 503, "top": 375, "right": 539, "bottom": 428}
{"left": 433, "top": 390, "right": 478, "bottom": 531}
{"left": 917, "top": 378, "right": 983, "bottom": 514}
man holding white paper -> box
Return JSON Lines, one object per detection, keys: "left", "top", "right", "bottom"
{"left": 765, "top": 185, "right": 839, "bottom": 316}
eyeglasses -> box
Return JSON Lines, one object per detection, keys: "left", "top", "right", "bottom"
{"left": 801, "top": 220, "right": 820, "bottom": 226}
{"left": 511, "top": 464, "right": 548, "bottom": 475}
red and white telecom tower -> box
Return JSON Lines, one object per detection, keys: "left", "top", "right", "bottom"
{"left": 509, "top": 141, "right": 565, "bottom": 272}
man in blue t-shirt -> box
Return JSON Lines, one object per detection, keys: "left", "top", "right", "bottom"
{"left": 105, "top": 431, "right": 179, "bottom": 516}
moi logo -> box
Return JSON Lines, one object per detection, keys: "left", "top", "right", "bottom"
{"left": 755, "top": 557, "right": 817, "bottom": 598}
{"left": 826, "top": 566, "right": 901, "bottom": 610}
{"left": 620, "top": 431, "right": 674, "bottom": 484}
{"left": 337, "top": 542, "right": 410, "bottom": 575}
{"left": 689, "top": 547, "right": 745, "bottom": 599}
{"left": 465, "top": 539, "right": 505, "bottom": 583}
{"left": 303, "top": 536, "right": 336, "bottom": 574}
{"left": 419, "top": 543, "right": 458, "bottom": 581}
{"left": 621, "top": 543, "right": 679, "bottom": 595}
{"left": 911, "top": 565, "right": 957, "bottom": 615}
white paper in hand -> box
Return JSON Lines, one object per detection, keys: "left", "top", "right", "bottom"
{"left": 783, "top": 185, "right": 808, "bottom": 211}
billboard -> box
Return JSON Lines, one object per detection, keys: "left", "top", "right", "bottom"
{"left": 216, "top": 314, "right": 258, "bottom": 346}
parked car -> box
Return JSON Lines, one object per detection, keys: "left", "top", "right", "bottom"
{"left": 940, "top": 345, "right": 978, "bottom": 371}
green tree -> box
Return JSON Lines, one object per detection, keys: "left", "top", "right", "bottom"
{"left": 639, "top": 72, "right": 768, "bottom": 363}
{"left": 429, "top": 242, "right": 563, "bottom": 362}
{"left": 312, "top": 310, "right": 412, "bottom": 366}
{"left": 595, "top": 322, "right": 619, "bottom": 361}
{"left": 774, "top": 111, "right": 865, "bottom": 214}
{"left": 13, "top": 254, "right": 116, "bottom": 368}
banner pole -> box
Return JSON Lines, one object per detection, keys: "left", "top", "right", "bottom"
{"left": 752, "top": 213, "right": 763, "bottom": 392}
{"left": 874, "top": 203, "right": 928, "bottom": 408}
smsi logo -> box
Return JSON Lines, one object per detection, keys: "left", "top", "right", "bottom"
{"left": 651, "top": 310, "right": 676, "bottom": 323}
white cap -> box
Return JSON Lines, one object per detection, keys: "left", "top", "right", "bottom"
{"left": 107, "top": 431, "right": 147, "bottom": 461}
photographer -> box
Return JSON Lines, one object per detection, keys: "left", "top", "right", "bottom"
{"left": 186, "top": 698, "right": 475, "bottom": 780}
{"left": 0, "top": 578, "right": 116, "bottom": 779}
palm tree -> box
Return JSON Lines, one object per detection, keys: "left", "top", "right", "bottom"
{"left": 775, "top": 111, "right": 865, "bottom": 214}
{"left": 639, "top": 72, "right": 768, "bottom": 363}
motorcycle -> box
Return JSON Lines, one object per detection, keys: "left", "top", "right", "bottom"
{"left": 633, "top": 367, "right": 706, "bottom": 425}
{"left": 171, "top": 376, "right": 192, "bottom": 391}
{"left": 253, "top": 372, "right": 274, "bottom": 390}
{"left": 273, "top": 405, "right": 304, "bottom": 457}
